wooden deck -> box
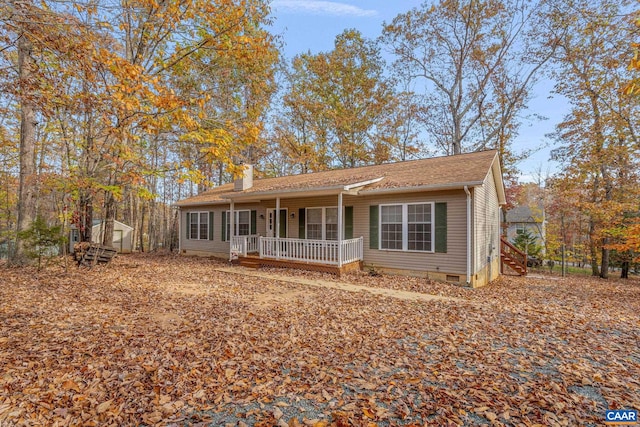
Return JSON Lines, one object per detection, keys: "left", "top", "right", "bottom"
{"left": 236, "top": 255, "right": 362, "bottom": 276}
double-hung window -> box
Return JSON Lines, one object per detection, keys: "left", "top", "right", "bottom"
{"left": 226, "top": 210, "right": 251, "bottom": 237}
{"left": 380, "top": 203, "right": 433, "bottom": 252}
{"left": 306, "top": 207, "right": 338, "bottom": 240}
{"left": 381, "top": 205, "right": 403, "bottom": 249}
{"left": 325, "top": 208, "right": 338, "bottom": 240}
{"left": 189, "top": 212, "right": 209, "bottom": 240}
{"left": 408, "top": 203, "right": 432, "bottom": 251}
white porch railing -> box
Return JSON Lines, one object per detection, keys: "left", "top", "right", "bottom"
{"left": 231, "top": 235, "right": 259, "bottom": 257}
{"left": 341, "top": 237, "right": 364, "bottom": 265}
{"left": 258, "top": 236, "right": 363, "bottom": 266}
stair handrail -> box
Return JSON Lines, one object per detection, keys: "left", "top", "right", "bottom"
{"left": 500, "top": 237, "right": 527, "bottom": 275}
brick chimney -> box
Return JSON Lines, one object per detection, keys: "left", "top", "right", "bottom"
{"left": 234, "top": 164, "right": 253, "bottom": 191}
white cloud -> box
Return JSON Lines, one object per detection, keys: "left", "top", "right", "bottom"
{"left": 272, "top": 0, "right": 378, "bottom": 17}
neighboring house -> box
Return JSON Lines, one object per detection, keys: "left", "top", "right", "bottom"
{"left": 505, "top": 204, "right": 545, "bottom": 253}
{"left": 176, "top": 150, "right": 506, "bottom": 287}
{"left": 69, "top": 220, "right": 134, "bottom": 254}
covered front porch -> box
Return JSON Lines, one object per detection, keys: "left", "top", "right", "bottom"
{"left": 231, "top": 235, "right": 363, "bottom": 270}
{"left": 225, "top": 186, "right": 371, "bottom": 274}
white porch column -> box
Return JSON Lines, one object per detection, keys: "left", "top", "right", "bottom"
{"left": 229, "top": 200, "right": 235, "bottom": 261}
{"left": 275, "top": 197, "right": 280, "bottom": 260}
{"left": 337, "top": 192, "right": 343, "bottom": 267}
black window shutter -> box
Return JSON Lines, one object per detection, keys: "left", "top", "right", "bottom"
{"left": 435, "top": 202, "right": 447, "bottom": 253}
{"left": 221, "top": 211, "right": 227, "bottom": 242}
{"left": 344, "top": 206, "right": 353, "bottom": 239}
{"left": 298, "top": 208, "right": 305, "bottom": 239}
{"left": 208, "top": 212, "right": 214, "bottom": 240}
{"left": 369, "top": 205, "right": 379, "bottom": 249}
{"left": 279, "top": 210, "right": 287, "bottom": 238}
{"left": 251, "top": 210, "right": 257, "bottom": 235}
{"left": 185, "top": 212, "right": 190, "bottom": 240}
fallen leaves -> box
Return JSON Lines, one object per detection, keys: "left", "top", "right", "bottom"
{"left": 0, "top": 254, "right": 639, "bottom": 426}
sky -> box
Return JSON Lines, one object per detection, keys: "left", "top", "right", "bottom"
{"left": 268, "top": 0, "right": 567, "bottom": 182}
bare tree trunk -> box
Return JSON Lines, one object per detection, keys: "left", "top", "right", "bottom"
{"left": 102, "top": 191, "right": 116, "bottom": 247}
{"left": 11, "top": 34, "right": 38, "bottom": 264}
{"left": 600, "top": 239, "right": 610, "bottom": 279}
{"left": 588, "top": 220, "right": 600, "bottom": 277}
{"left": 620, "top": 260, "right": 629, "bottom": 279}
{"left": 75, "top": 189, "right": 93, "bottom": 242}
{"left": 147, "top": 200, "right": 155, "bottom": 251}
{"left": 139, "top": 202, "right": 146, "bottom": 252}
{"left": 169, "top": 209, "right": 179, "bottom": 252}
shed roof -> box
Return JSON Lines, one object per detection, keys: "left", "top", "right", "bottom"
{"left": 176, "top": 150, "right": 504, "bottom": 206}
{"left": 92, "top": 220, "right": 133, "bottom": 231}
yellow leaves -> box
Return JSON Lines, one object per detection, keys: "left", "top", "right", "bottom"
{"left": 61, "top": 380, "right": 81, "bottom": 393}
{"left": 95, "top": 399, "right": 112, "bottom": 414}
{"left": 1, "top": 256, "right": 638, "bottom": 425}
{"left": 361, "top": 407, "right": 375, "bottom": 419}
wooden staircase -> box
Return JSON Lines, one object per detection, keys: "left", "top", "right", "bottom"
{"left": 500, "top": 237, "right": 527, "bottom": 276}
{"left": 75, "top": 243, "right": 118, "bottom": 267}
{"left": 238, "top": 257, "right": 262, "bottom": 269}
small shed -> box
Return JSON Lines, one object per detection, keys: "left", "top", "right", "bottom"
{"left": 70, "top": 220, "right": 133, "bottom": 254}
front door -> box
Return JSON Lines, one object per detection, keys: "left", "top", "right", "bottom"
{"left": 267, "top": 209, "right": 288, "bottom": 238}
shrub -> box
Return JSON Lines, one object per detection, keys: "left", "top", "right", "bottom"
{"left": 17, "top": 216, "right": 65, "bottom": 270}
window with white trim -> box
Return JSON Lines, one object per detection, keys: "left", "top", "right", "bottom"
{"left": 408, "top": 203, "right": 432, "bottom": 251}
{"left": 306, "top": 207, "right": 339, "bottom": 240}
{"left": 325, "top": 207, "right": 338, "bottom": 240}
{"left": 189, "top": 212, "right": 209, "bottom": 240}
{"left": 307, "top": 208, "right": 323, "bottom": 240}
{"left": 226, "top": 210, "right": 251, "bottom": 237}
{"left": 380, "top": 203, "right": 433, "bottom": 251}
{"left": 516, "top": 223, "right": 526, "bottom": 235}
{"left": 381, "top": 205, "right": 402, "bottom": 249}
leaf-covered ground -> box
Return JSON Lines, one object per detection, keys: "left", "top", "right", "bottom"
{"left": 1, "top": 254, "right": 638, "bottom": 426}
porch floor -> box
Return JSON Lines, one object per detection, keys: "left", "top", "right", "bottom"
{"left": 236, "top": 255, "right": 362, "bottom": 276}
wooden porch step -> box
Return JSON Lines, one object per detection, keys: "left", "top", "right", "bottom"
{"left": 501, "top": 253, "right": 526, "bottom": 275}
{"left": 239, "top": 258, "right": 262, "bottom": 269}
{"left": 237, "top": 256, "right": 361, "bottom": 277}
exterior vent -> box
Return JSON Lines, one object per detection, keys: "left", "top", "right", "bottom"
{"left": 234, "top": 164, "right": 253, "bottom": 191}
{"left": 446, "top": 275, "right": 460, "bottom": 283}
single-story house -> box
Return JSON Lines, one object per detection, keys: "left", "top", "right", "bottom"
{"left": 175, "top": 150, "right": 506, "bottom": 287}
{"left": 69, "top": 219, "right": 133, "bottom": 254}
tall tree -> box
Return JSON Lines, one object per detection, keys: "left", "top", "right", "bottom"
{"left": 274, "top": 29, "right": 403, "bottom": 171}
{"left": 382, "top": 0, "right": 556, "bottom": 172}
{"left": 1, "top": 0, "right": 278, "bottom": 257}
{"left": 1, "top": 0, "right": 74, "bottom": 263}
{"left": 548, "top": 0, "right": 639, "bottom": 278}
{"left": 14, "top": 30, "right": 37, "bottom": 263}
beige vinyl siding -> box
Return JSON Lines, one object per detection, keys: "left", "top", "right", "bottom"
{"left": 262, "top": 195, "right": 348, "bottom": 239}
{"left": 473, "top": 172, "right": 501, "bottom": 282}
{"left": 355, "top": 190, "right": 467, "bottom": 275}
{"left": 247, "top": 192, "right": 467, "bottom": 275}
{"left": 180, "top": 203, "right": 267, "bottom": 257}
{"left": 178, "top": 189, "right": 485, "bottom": 281}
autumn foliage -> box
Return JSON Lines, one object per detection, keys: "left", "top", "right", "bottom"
{"left": 0, "top": 255, "right": 638, "bottom": 425}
